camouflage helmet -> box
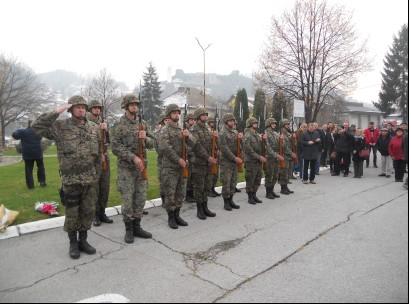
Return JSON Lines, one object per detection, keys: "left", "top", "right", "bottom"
{"left": 222, "top": 113, "right": 235, "bottom": 124}
{"left": 185, "top": 113, "right": 195, "bottom": 122}
{"left": 280, "top": 119, "right": 290, "bottom": 127}
{"left": 265, "top": 118, "right": 277, "bottom": 127}
{"left": 193, "top": 108, "right": 208, "bottom": 120}
{"left": 246, "top": 117, "right": 258, "bottom": 128}
{"left": 121, "top": 94, "right": 140, "bottom": 109}
{"left": 68, "top": 95, "right": 87, "bottom": 111}
{"left": 88, "top": 99, "right": 102, "bottom": 110}
{"left": 165, "top": 103, "right": 181, "bottom": 117}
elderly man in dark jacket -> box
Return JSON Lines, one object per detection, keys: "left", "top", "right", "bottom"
{"left": 332, "top": 126, "right": 354, "bottom": 177}
{"left": 301, "top": 123, "right": 321, "bottom": 183}
{"left": 12, "top": 123, "right": 46, "bottom": 189}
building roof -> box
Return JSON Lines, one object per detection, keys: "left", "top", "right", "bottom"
{"left": 341, "top": 102, "right": 383, "bottom": 114}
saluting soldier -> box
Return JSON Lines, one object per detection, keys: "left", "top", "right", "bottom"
{"left": 218, "top": 113, "right": 243, "bottom": 211}
{"left": 111, "top": 94, "right": 154, "bottom": 244}
{"left": 32, "top": 96, "right": 102, "bottom": 259}
{"left": 243, "top": 117, "right": 267, "bottom": 204}
{"left": 191, "top": 108, "right": 218, "bottom": 220}
{"left": 158, "top": 104, "right": 196, "bottom": 229}
{"left": 86, "top": 100, "right": 113, "bottom": 226}
{"left": 184, "top": 113, "right": 196, "bottom": 203}
{"left": 206, "top": 116, "right": 221, "bottom": 197}
{"left": 279, "top": 119, "right": 295, "bottom": 195}
{"left": 264, "top": 118, "right": 282, "bottom": 199}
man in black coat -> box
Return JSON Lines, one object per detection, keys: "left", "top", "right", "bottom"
{"left": 302, "top": 123, "right": 321, "bottom": 183}
{"left": 12, "top": 123, "right": 46, "bottom": 189}
{"left": 332, "top": 125, "right": 354, "bottom": 177}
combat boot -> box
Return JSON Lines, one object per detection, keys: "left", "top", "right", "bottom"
{"left": 93, "top": 215, "right": 101, "bottom": 227}
{"left": 68, "top": 231, "right": 80, "bottom": 259}
{"left": 235, "top": 187, "right": 241, "bottom": 193}
{"left": 265, "top": 187, "right": 275, "bottom": 199}
{"left": 78, "top": 231, "right": 96, "bottom": 255}
{"left": 207, "top": 190, "right": 218, "bottom": 197}
{"left": 223, "top": 198, "right": 232, "bottom": 211}
{"left": 272, "top": 188, "right": 280, "bottom": 198}
{"left": 124, "top": 220, "right": 134, "bottom": 243}
{"left": 100, "top": 212, "right": 113, "bottom": 224}
{"left": 196, "top": 202, "right": 206, "bottom": 220}
{"left": 203, "top": 201, "right": 216, "bottom": 217}
{"left": 167, "top": 210, "right": 178, "bottom": 229}
{"left": 174, "top": 208, "right": 188, "bottom": 226}
{"left": 280, "top": 185, "right": 290, "bottom": 195}
{"left": 253, "top": 192, "right": 263, "bottom": 203}
{"left": 285, "top": 185, "right": 294, "bottom": 194}
{"left": 229, "top": 195, "right": 240, "bottom": 209}
{"left": 133, "top": 218, "right": 152, "bottom": 238}
{"left": 247, "top": 192, "right": 256, "bottom": 205}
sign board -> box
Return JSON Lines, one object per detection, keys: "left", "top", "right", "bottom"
{"left": 293, "top": 99, "right": 305, "bottom": 118}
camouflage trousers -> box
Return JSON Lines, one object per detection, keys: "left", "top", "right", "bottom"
{"left": 157, "top": 157, "right": 163, "bottom": 196}
{"left": 161, "top": 167, "right": 185, "bottom": 211}
{"left": 220, "top": 162, "right": 237, "bottom": 198}
{"left": 264, "top": 158, "right": 278, "bottom": 188}
{"left": 287, "top": 160, "right": 294, "bottom": 179}
{"left": 245, "top": 161, "right": 262, "bottom": 193}
{"left": 207, "top": 166, "right": 219, "bottom": 191}
{"left": 278, "top": 161, "right": 289, "bottom": 185}
{"left": 63, "top": 183, "right": 97, "bottom": 232}
{"left": 191, "top": 165, "right": 209, "bottom": 203}
{"left": 117, "top": 166, "right": 147, "bottom": 221}
{"left": 95, "top": 158, "right": 110, "bottom": 216}
{"left": 186, "top": 163, "right": 193, "bottom": 194}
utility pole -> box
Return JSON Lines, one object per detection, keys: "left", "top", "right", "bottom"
{"left": 195, "top": 37, "right": 212, "bottom": 108}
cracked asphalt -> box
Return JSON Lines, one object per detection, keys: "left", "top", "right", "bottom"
{"left": 0, "top": 166, "right": 408, "bottom": 303}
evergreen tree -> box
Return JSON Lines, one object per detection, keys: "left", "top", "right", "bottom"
{"left": 271, "top": 90, "right": 289, "bottom": 123}
{"left": 141, "top": 62, "right": 163, "bottom": 127}
{"left": 375, "top": 25, "right": 408, "bottom": 122}
{"left": 253, "top": 89, "right": 266, "bottom": 132}
{"left": 233, "top": 88, "right": 249, "bottom": 131}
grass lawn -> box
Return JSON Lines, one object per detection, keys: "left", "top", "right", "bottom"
{"left": 0, "top": 150, "right": 245, "bottom": 225}
{"left": 2, "top": 145, "right": 58, "bottom": 156}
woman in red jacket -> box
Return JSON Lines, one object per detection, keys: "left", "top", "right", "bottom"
{"left": 389, "top": 128, "right": 406, "bottom": 182}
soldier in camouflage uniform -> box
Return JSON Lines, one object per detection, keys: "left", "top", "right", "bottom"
{"left": 219, "top": 113, "right": 243, "bottom": 211}
{"left": 191, "top": 108, "right": 218, "bottom": 219}
{"left": 184, "top": 113, "right": 196, "bottom": 203}
{"left": 264, "top": 118, "right": 282, "bottom": 199}
{"left": 86, "top": 100, "right": 113, "bottom": 226}
{"left": 206, "top": 116, "right": 221, "bottom": 197}
{"left": 32, "top": 96, "right": 101, "bottom": 259}
{"left": 158, "top": 104, "right": 196, "bottom": 229}
{"left": 111, "top": 94, "right": 154, "bottom": 244}
{"left": 243, "top": 117, "right": 267, "bottom": 204}
{"left": 279, "top": 119, "right": 295, "bottom": 195}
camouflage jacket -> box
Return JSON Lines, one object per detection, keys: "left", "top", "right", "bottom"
{"left": 158, "top": 121, "right": 195, "bottom": 170}
{"left": 218, "top": 125, "right": 238, "bottom": 163}
{"left": 190, "top": 121, "right": 213, "bottom": 166}
{"left": 31, "top": 112, "right": 100, "bottom": 185}
{"left": 111, "top": 114, "right": 154, "bottom": 169}
{"left": 265, "top": 127, "right": 279, "bottom": 160}
{"left": 281, "top": 129, "right": 293, "bottom": 160}
{"left": 244, "top": 128, "right": 262, "bottom": 163}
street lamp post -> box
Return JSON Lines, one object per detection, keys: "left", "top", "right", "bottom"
{"left": 195, "top": 38, "right": 212, "bottom": 108}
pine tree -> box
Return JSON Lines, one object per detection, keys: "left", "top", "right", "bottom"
{"left": 233, "top": 88, "right": 249, "bottom": 131}
{"left": 271, "top": 90, "right": 288, "bottom": 123}
{"left": 375, "top": 24, "right": 408, "bottom": 122}
{"left": 253, "top": 89, "right": 266, "bottom": 132}
{"left": 141, "top": 62, "right": 163, "bottom": 127}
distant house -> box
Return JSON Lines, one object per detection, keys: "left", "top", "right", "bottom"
{"left": 339, "top": 101, "right": 384, "bottom": 128}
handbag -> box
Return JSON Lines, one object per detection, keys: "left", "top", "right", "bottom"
{"left": 359, "top": 149, "right": 369, "bottom": 159}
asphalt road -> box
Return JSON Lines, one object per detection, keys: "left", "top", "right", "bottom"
{"left": 0, "top": 166, "right": 408, "bottom": 303}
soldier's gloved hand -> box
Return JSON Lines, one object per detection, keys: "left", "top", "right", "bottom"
{"left": 208, "top": 157, "right": 218, "bottom": 165}
{"left": 100, "top": 122, "right": 108, "bottom": 130}
{"left": 133, "top": 155, "right": 144, "bottom": 172}
{"left": 56, "top": 104, "right": 71, "bottom": 114}
{"left": 277, "top": 155, "right": 285, "bottom": 161}
{"left": 237, "top": 133, "right": 243, "bottom": 139}
{"left": 182, "top": 129, "right": 190, "bottom": 137}
{"left": 259, "top": 156, "right": 267, "bottom": 163}
{"left": 262, "top": 133, "right": 267, "bottom": 140}
{"left": 291, "top": 152, "right": 297, "bottom": 159}
{"left": 138, "top": 130, "right": 146, "bottom": 139}
{"left": 235, "top": 157, "right": 243, "bottom": 164}
{"left": 178, "top": 158, "right": 187, "bottom": 168}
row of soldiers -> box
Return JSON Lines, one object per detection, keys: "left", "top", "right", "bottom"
{"left": 31, "top": 94, "right": 296, "bottom": 259}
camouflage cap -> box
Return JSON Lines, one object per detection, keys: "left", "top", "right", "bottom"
{"left": 222, "top": 113, "right": 235, "bottom": 124}
{"left": 165, "top": 103, "right": 181, "bottom": 117}
{"left": 246, "top": 117, "right": 258, "bottom": 128}
{"left": 265, "top": 118, "right": 277, "bottom": 127}
{"left": 185, "top": 113, "right": 195, "bottom": 122}
{"left": 121, "top": 94, "right": 140, "bottom": 109}
{"left": 193, "top": 108, "right": 208, "bottom": 120}
{"left": 68, "top": 95, "right": 87, "bottom": 111}
{"left": 280, "top": 119, "right": 290, "bottom": 127}
{"left": 88, "top": 99, "right": 102, "bottom": 110}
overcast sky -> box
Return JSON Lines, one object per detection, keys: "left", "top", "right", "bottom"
{"left": 0, "top": 0, "right": 408, "bottom": 103}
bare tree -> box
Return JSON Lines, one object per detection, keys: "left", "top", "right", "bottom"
{"left": 258, "top": 0, "right": 369, "bottom": 122}
{"left": 0, "top": 55, "right": 52, "bottom": 147}
{"left": 82, "top": 69, "right": 123, "bottom": 120}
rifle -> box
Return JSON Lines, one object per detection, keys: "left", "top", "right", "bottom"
{"left": 291, "top": 132, "right": 298, "bottom": 163}
{"left": 236, "top": 133, "right": 243, "bottom": 173}
{"left": 210, "top": 116, "right": 218, "bottom": 176}
{"left": 279, "top": 134, "right": 286, "bottom": 169}
{"left": 261, "top": 133, "right": 267, "bottom": 170}
{"left": 100, "top": 108, "right": 108, "bottom": 172}
{"left": 138, "top": 81, "right": 148, "bottom": 180}
{"left": 182, "top": 103, "right": 189, "bottom": 177}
